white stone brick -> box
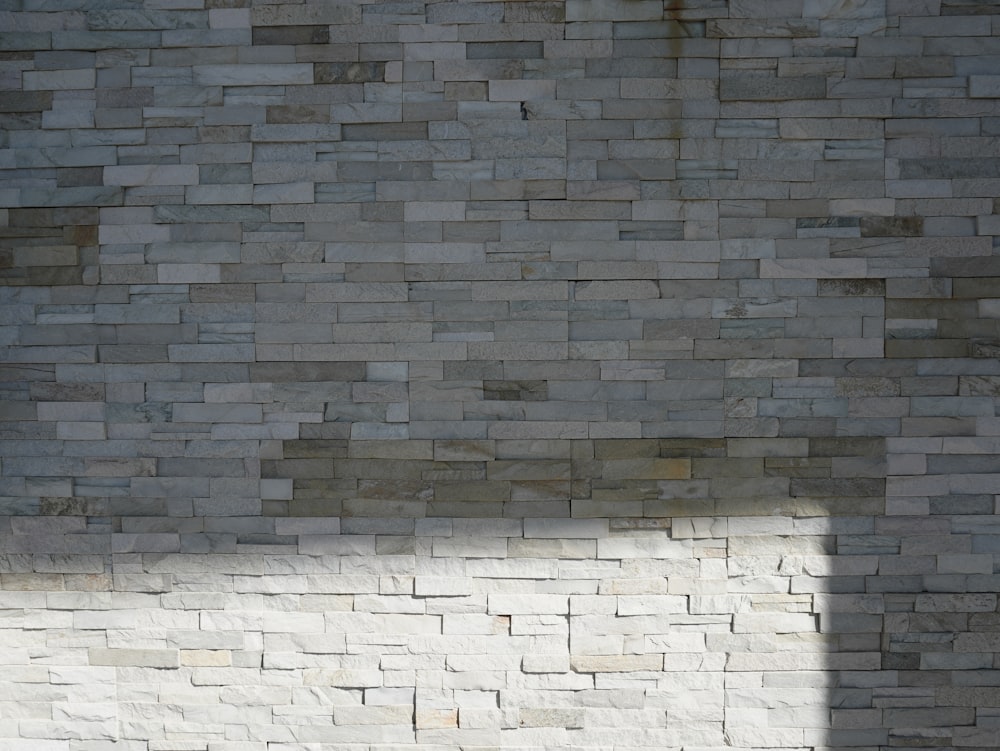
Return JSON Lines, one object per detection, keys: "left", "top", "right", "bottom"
{"left": 670, "top": 517, "right": 728, "bottom": 539}
{"left": 522, "top": 653, "right": 571, "bottom": 673}
{"left": 523, "top": 518, "right": 609, "bottom": 539}
{"left": 371, "top": 614, "right": 442, "bottom": 635}
{"left": 616, "top": 595, "right": 688, "bottom": 615}
{"left": 432, "top": 538, "right": 507, "bottom": 559}
{"left": 728, "top": 517, "right": 796, "bottom": 536}
{"left": 487, "top": 594, "right": 568, "bottom": 616}
{"left": 88, "top": 648, "right": 179, "bottom": 667}
{"left": 299, "top": 535, "right": 375, "bottom": 556}
{"left": 302, "top": 668, "right": 383, "bottom": 688}
{"left": 414, "top": 577, "right": 473, "bottom": 597}
{"left": 570, "top": 654, "right": 662, "bottom": 673}
{"left": 442, "top": 614, "right": 510, "bottom": 635}
{"left": 597, "top": 537, "right": 691, "bottom": 559}
{"left": 261, "top": 612, "right": 324, "bottom": 633}
{"left": 732, "top": 613, "right": 819, "bottom": 634}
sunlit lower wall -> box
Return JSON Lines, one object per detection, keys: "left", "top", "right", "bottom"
{"left": 2, "top": 0, "right": 1000, "bottom": 748}
{"left": 3, "top": 517, "right": 847, "bottom": 750}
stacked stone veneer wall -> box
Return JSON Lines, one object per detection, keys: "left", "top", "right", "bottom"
{"left": 2, "top": 0, "right": 1000, "bottom": 749}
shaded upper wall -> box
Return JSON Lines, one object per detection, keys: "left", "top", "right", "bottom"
{"left": 0, "top": 0, "right": 998, "bottom": 524}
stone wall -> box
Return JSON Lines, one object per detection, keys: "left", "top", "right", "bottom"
{"left": 1, "top": 0, "right": 999, "bottom": 748}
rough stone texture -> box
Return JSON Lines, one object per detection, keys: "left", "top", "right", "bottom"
{"left": 2, "top": 0, "right": 1000, "bottom": 749}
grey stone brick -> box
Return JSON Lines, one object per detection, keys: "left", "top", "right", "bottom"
{"left": 721, "top": 74, "right": 827, "bottom": 101}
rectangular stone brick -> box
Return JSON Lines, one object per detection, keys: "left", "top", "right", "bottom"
{"left": 570, "top": 655, "right": 663, "bottom": 672}
{"left": 103, "top": 165, "right": 199, "bottom": 185}
{"left": 88, "top": 648, "right": 179, "bottom": 668}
